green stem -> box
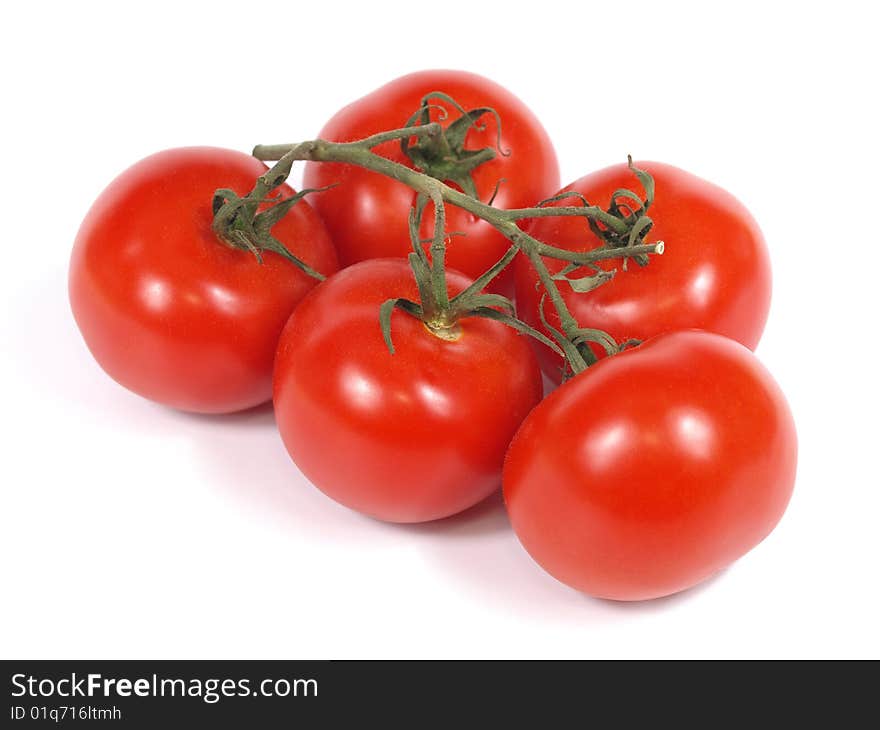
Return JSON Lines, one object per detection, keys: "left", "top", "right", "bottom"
{"left": 522, "top": 248, "right": 593, "bottom": 371}
{"left": 522, "top": 247, "right": 595, "bottom": 360}
{"left": 450, "top": 243, "right": 519, "bottom": 308}
{"left": 428, "top": 191, "right": 450, "bottom": 320}
{"left": 254, "top": 139, "right": 663, "bottom": 267}
{"left": 248, "top": 130, "right": 662, "bottom": 373}
{"left": 536, "top": 240, "right": 664, "bottom": 263}
{"left": 253, "top": 123, "right": 444, "bottom": 163}
{"left": 503, "top": 204, "right": 629, "bottom": 235}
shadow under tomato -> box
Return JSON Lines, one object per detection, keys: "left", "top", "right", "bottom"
{"left": 188, "top": 409, "right": 515, "bottom": 547}
{"left": 591, "top": 569, "right": 729, "bottom": 613}
{"left": 182, "top": 412, "right": 591, "bottom": 617}
{"left": 414, "top": 535, "right": 726, "bottom": 623}
{"left": 186, "top": 409, "right": 722, "bottom": 621}
{"left": 5, "top": 264, "right": 183, "bottom": 435}
{"left": 180, "top": 403, "right": 384, "bottom": 544}
{"left": 174, "top": 399, "right": 276, "bottom": 425}
{"left": 392, "top": 489, "right": 512, "bottom": 538}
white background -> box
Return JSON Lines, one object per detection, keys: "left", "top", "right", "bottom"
{"left": 2, "top": 1, "right": 878, "bottom": 659}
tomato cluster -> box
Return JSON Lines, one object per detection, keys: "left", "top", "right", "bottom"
{"left": 70, "top": 70, "right": 797, "bottom": 602}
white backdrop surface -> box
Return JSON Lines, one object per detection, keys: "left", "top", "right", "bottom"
{"left": 1, "top": 1, "right": 877, "bottom": 658}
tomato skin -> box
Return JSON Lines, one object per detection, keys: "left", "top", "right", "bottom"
{"left": 69, "top": 147, "right": 338, "bottom": 414}
{"left": 302, "top": 70, "right": 560, "bottom": 294}
{"left": 503, "top": 331, "right": 797, "bottom": 601}
{"left": 514, "top": 162, "right": 772, "bottom": 380}
{"left": 273, "top": 258, "right": 544, "bottom": 523}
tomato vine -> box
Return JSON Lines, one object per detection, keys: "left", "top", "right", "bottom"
{"left": 213, "top": 96, "right": 665, "bottom": 374}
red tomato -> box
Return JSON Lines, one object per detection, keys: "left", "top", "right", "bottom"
{"left": 515, "top": 162, "right": 772, "bottom": 380}
{"left": 503, "top": 331, "right": 797, "bottom": 601}
{"left": 274, "top": 258, "right": 543, "bottom": 523}
{"left": 302, "top": 70, "right": 560, "bottom": 294}
{"left": 69, "top": 147, "right": 338, "bottom": 414}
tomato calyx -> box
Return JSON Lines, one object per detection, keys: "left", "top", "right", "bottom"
{"left": 211, "top": 156, "right": 334, "bottom": 280}
{"left": 379, "top": 201, "right": 561, "bottom": 355}
{"left": 535, "top": 156, "right": 657, "bottom": 271}
{"left": 400, "top": 92, "right": 508, "bottom": 201}
{"left": 379, "top": 282, "right": 561, "bottom": 356}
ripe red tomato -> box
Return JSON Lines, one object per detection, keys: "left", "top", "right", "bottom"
{"left": 503, "top": 330, "right": 796, "bottom": 601}
{"left": 70, "top": 147, "right": 338, "bottom": 414}
{"left": 302, "top": 70, "right": 560, "bottom": 294}
{"left": 514, "top": 162, "right": 772, "bottom": 380}
{"left": 274, "top": 258, "right": 544, "bottom": 523}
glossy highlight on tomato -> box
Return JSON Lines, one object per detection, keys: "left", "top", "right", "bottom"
{"left": 515, "top": 162, "right": 772, "bottom": 380}
{"left": 503, "top": 331, "right": 797, "bottom": 601}
{"left": 69, "top": 147, "right": 338, "bottom": 413}
{"left": 273, "top": 258, "right": 544, "bottom": 523}
{"left": 303, "top": 70, "right": 560, "bottom": 293}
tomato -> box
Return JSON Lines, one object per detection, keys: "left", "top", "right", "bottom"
{"left": 273, "top": 258, "right": 543, "bottom": 523}
{"left": 302, "top": 70, "right": 560, "bottom": 294}
{"left": 69, "top": 147, "right": 338, "bottom": 414}
{"left": 514, "top": 162, "right": 772, "bottom": 380}
{"left": 503, "top": 331, "right": 797, "bottom": 601}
